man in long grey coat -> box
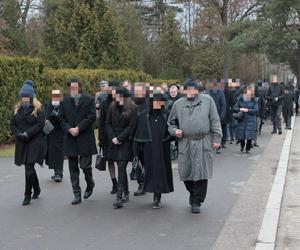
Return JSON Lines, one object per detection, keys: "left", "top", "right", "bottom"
{"left": 168, "top": 79, "right": 222, "bottom": 213}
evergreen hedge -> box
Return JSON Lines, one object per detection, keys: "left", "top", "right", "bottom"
{"left": 0, "top": 57, "right": 177, "bottom": 144}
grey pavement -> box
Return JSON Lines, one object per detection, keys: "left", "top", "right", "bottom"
{"left": 276, "top": 118, "right": 300, "bottom": 250}
{"left": 0, "top": 123, "right": 283, "bottom": 250}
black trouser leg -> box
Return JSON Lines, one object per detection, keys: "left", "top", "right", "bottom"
{"left": 193, "top": 180, "right": 208, "bottom": 205}
{"left": 32, "top": 168, "right": 40, "bottom": 192}
{"left": 246, "top": 140, "right": 252, "bottom": 151}
{"left": 221, "top": 123, "right": 227, "bottom": 145}
{"left": 184, "top": 180, "right": 195, "bottom": 203}
{"left": 68, "top": 157, "right": 81, "bottom": 196}
{"left": 80, "top": 155, "right": 94, "bottom": 191}
{"left": 117, "top": 161, "right": 128, "bottom": 197}
{"left": 154, "top": 193, "right": 162, "bottom": 202}
{"left": 25, "top": 164, "right": 35, "bottom": 197}
{"left": 240, "top": 140, "right": 246, "bottom": 149}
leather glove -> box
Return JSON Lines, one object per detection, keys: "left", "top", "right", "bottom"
{"left": 22, "top": 132, "right": 30, "bottom": 142}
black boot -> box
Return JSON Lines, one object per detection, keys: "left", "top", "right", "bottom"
{"left": 111, "top": 178, "right": 118, "bottom": 194}
{"left": 134, "top": 183, "right": 145, "bottom": 196}
{"left": 22, "top": 196, "right": 31, "bottom": 206}
{"left": 32, "top": 173, "right": 41, "bottom": 199}
{"left": 191, "top": 203, "right": 201, "bottom": 213}
{"left": 83, "top": 168, "right": 94, "bottom": 199}
{"left": 122, "top": 176, "right": 129, "bottom": 202}
{"left": 54, "top": 170, "right": 63, "bottom": 182}
{"left": 113, "top": 190, "right": 123, "bottom": 209}
{"left": 153, "top": 193, "right": 162, "bottom": 209}
{"left": 32, "top": 188, "right": 41, "bottom": 199}
{"left": 71, "top": 194, "right": 81, "bottom": 205}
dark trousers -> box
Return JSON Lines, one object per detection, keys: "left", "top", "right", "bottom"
{"left": 68, "top": 155, "right": 94, "bottom": 196}
{"left": 25, "top": 164, "right": 40, "bottom": 197}
{"left": 240, "top": 139, "right": 252, "bottom": 151}
{"left": 221, "top": 123, "right": 227, "bottom": 145}
{"left": 117, "top": 161, "right": 129, "bottom": 197}
{"left": 184, "top": 180, "right": 208, "bottom": 205}
{"left": 270, "top": 105, "right": 282, "bottom": 132}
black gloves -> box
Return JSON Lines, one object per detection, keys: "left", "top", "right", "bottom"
{"left": 16, "top": 132, "right": 30, "bottom": 142}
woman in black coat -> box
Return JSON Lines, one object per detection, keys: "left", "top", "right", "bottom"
{"left": 45, "top": 90, "right": 64, "bottom": 182}
{"left": 134, "top": 92, "right": 174, "bottom": 209}
{"left": 10, "top": 81, "right": 46, "bottom": 206}
{"left": 106, "top": 87, "right": 137, "bottom": 209}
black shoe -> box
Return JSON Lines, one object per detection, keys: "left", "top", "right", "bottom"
{"left": 122, "top": 192, "right": 129, "bottom": 203}
{"left": 153, "top": 200, "right": 162, "bottom": 209}
{"left": 286, "top": 127, "right": 292, "bottom": 130}
{"left": 134, "top": 184, "right": 145, "bottom": 196}
{"left": 22, "top": 196, "right": 31, "bottom": 206}
{"left": 51, "top": 175, "right": 55, "bottom": 180}
{"left": 110, "top": 178, "right": 118, "bottom": 194}
{"left": 191, "top": 203, "right": 201, "bottom": 213}
{"left": 278, "top": 131, "right": 282, "bottom": 135}
{"left": 245, "top": 150, "right": 250, "bottom": 154}
{"left": 271, "top": 131, "right": 277, "bottom": 134}
{"left": 113, "top": 196, "right": 123, "bottom": 209}
{"left": 84, "top": 188, "right": 93, "bottom": 199}
{"left": 221, "top": 144, "right": 226, "bottom": 149}
{"left": 54, "top": 175, "right": 62, "bottom": 183}
{"left": 254, "top": 143, "right": 259, "bottom": 147}
{"left": 240, "top": 147, "right": 244, "bottom": 152}
{"left": 71, "top": 195, "right": 81, "bottom": 205}
{"left": 32, "top": 188, "right": 41, "bottom": 199}
{"left": 230, "top": 139, "right": 234, "bottom": 144}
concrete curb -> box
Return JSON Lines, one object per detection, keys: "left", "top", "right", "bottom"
{"left": 255, "top": 117, "right": 295, "bottom": 250}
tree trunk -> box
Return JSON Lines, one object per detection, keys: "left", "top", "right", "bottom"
{"left": 223, "top": 43, "right": 229, "bottom": 80}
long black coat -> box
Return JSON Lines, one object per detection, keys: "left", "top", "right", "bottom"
{"left": 141, "top": 110, "right": 174, "bottom": 194}
{"left": 60, "top": 94, "right": 98, "bottom": 157}
{"left": 10, "top": 106, "right": 46, "bottom": 166}
{"left": 105, "top": 105, "right": 137, "bottom": 161}
{"left": 45, "top": 102, "right": 64, "bottom": 170}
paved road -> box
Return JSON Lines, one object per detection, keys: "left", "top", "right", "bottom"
{"left": 0, "top": 124, "right": 275, "bottom": 250}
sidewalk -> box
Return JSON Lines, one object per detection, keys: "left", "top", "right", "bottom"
{"left": 276, "top": 117, "right": 300, "bottom": 249}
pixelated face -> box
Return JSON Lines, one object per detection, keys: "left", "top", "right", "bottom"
{"left": 134, "top": 85, "right": 146, "bottom": 98}
{"left": 185, "top": 87, "right": 199, "bottom": 98}
{"left": 123, "top": 81, "right": 131, "bottom": 91}
{"left": 70, "top": 82, "right": 79, "bottom": 97}
{"left": 116, "top": 94, "right": 124, "bottom": 105}
{"left": 52, "top": 91, "right": 61, "bottom": 102}
{"left": 153, "top": 100, "right": 165, "bottom": 110}
{"left": 21, "top": 97, "right": 30, "bottom": 104}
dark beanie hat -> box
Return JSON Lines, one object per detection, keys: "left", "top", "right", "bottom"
{"left": 116, "top": 86, "right": 131, "bottom": 97}
{"left": 109, "top": 80, "right": 121, "bottom": 87}
{"left": 184, "top": 79, "right": 198, "bottom": 90}
{"left": 19, "top": 80, "right": 35, "bottom": 98}
{"left": 152, "top": 91, "right": 166, "bottom": 101}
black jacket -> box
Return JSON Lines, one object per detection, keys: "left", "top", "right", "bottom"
{"left": 267, "top": 83, "right": 284, "bottom": 106}
{"left": 105, "top": 105, "right": 137, "bottom": 161}
{"left": 60, "top": 94, "right": 98, "bottom": 157}
{"left": 10, "top": 106, "right": 46, "bottom": 166}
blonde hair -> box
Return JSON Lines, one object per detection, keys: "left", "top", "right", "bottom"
{"left": 14, "top": 97, "right": 42, "bottom": 117}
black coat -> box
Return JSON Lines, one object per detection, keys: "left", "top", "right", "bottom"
{"left": 45, "top": 102, "right": 64, "bottom": 170}
{"left": 139, "top": 110, "right": 174, "bottom": 194}
{"left": 282, "top": 94, "right": 294, "bottom": 118}
{"left": 208, "top": 90, "right": 226, "bottom": 122}
{"left": 60, "top": 94, "right": 98, "bottom": 157}
{"left": 105, "top": 105, "right": 137, "bottom": 161}
{"left": 10, "top": 106, "right": 46, "bottom": 166}
{"left": 223, "top": 89, "right": 235, "bottom": 124}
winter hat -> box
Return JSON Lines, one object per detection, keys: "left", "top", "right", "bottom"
{"left": 184, "top": 79, "right": 199, "bottom": 90}
{"left": 19, "top": 80, "right": 35, "bottom": 98}
{"left": 152, "top": 90, "right": 166, "bottom": 101}
{"left": 116, "top": 86, "right": 131, "bottom": 97}
{"left": 109, "top": 80, "right": 121, "bottom": 87}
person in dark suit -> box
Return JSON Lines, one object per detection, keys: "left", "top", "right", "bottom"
{"left": 60, "top": 78, "right": 98, "bottom": 205}
{"left": 10, "top": 80, "right": 46, "bottom": 206}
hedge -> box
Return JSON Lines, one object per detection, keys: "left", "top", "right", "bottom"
{"left": 0, "top": 56, "right": 178, "bottom": 144}
{"left": 0, "top": 57, "right": 44, "bottom": 144}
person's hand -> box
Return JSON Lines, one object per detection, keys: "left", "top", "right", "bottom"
{"left": 112, "top": 137, "right": 120, "bottom": 145}
{"left": 22, "top": 132, "right": 30, "bottom": 142}
{"left": 68, "top": 128, "right": 79, "bottom": 137}
{"left": 240, "top": 108, "right": 248, "bottom": 113}
{"left": 212, "top": 143, "right": 220, "bottom": 149}
{"left": 175, "top": 129, "right": 183, "bottom": 138}
{"left": 274, "top": 97, "right": 278, "bottom": 102}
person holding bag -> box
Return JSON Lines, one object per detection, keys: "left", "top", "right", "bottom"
{"left": 45, "top": 89, "right": 64, "bottom": 182}
{"left": 105, "top": 87, "right": 137, "bottom": 209}
{"left": 10, "top": 80, "right": 46, "bottom": 206}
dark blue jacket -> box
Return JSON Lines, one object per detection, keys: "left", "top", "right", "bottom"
{"left": 208, "top": 90, "right": 226, "bottom": 122}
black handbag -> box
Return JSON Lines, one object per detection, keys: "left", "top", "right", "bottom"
{"left": 95, "top": 148, "right": 106, "bottom": 171}
{"left": 130, "top": 156, "right": 142, "bottom": 181}
{"left": 43, "top": 119, "right": 54, "bottom": 135}
{"left": 233, "top": 111, "right": 244, "bottom": 121}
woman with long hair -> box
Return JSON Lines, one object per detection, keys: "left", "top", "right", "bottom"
{"left": 106, "top": 86, "right": 137, "bottom": 209}
{"left": 10, "top": 80, "right": 46, "bottom": 206}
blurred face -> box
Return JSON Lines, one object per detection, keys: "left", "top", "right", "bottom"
{"left": 123, "top": 81, "right": 131, "bottom": 91}
{"left": 169, "top": 86, "right": 178, "bottom": 98}
{"left": 134, "top": 85, "right": 146, "bottom": 98}
{"left": 155, "top": 86, "right": 163, "bottom": 93}
{"left": 116, "top": 94, "right": 124, "bottom": 105}
{"left": 21, "top": 97, "right": 31, "bottom": 105}
{"left": 153, "top": 100, "right": 165, "bottom": 110}
{"left": 185, "top": 87, "right": 199, "bottom": 98}
{"left": 100, "top": 84, "right": 108, "bottom": 92}
{"left": 52, "top": 91, "right": 61, "bottom": 105}
{"left": 70, "top": 82, "right": 79, "bottom": 97}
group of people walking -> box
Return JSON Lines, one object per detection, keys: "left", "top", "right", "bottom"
{"left": 10, "top": 75, "right": 295, "bottom": 213}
